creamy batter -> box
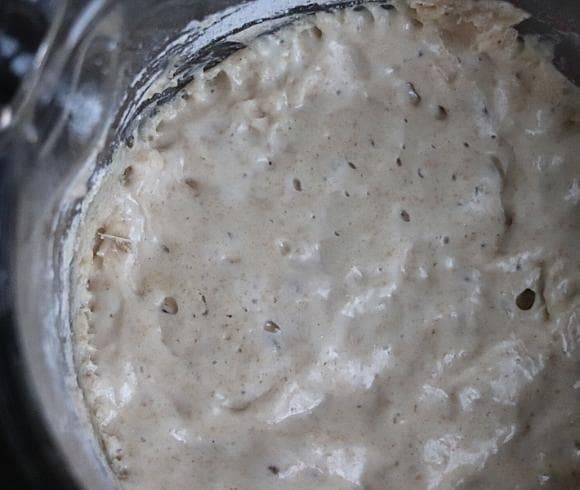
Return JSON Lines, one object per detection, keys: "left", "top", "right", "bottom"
{"left": 72, "top": 2, "right": 580, "bottom": 489}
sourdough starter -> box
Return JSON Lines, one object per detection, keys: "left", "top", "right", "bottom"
{"left": 72, "top": 2, "right": 580, "bottom": 488}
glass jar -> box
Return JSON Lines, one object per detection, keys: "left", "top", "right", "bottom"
{"left": 0, "top": 0, "right": 578, "bottom": 488}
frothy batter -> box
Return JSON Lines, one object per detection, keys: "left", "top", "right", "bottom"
{"left": 72, "top": 2, "right": 580, "bottom": 488}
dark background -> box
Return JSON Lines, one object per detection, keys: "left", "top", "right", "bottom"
{"left": 1, "top": 1, "right": 76, "bottom": 489}
{"left": 0, "top": 0, "right": 578, "bottom": 489}
{"left": 0, "top": 1, "right": 51, "bottom": 106}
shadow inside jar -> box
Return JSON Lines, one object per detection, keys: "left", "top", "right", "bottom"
{"left": 509, "top": 0, "right": 580, "bottom": 86}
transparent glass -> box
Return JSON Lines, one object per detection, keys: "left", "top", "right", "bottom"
{"left": 0, "top": 0, "right": 360, "bottom": 487}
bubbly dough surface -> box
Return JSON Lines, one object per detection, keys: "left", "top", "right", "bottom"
{"left": 73, "top": 2, "right": 580, "bottom": 489}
